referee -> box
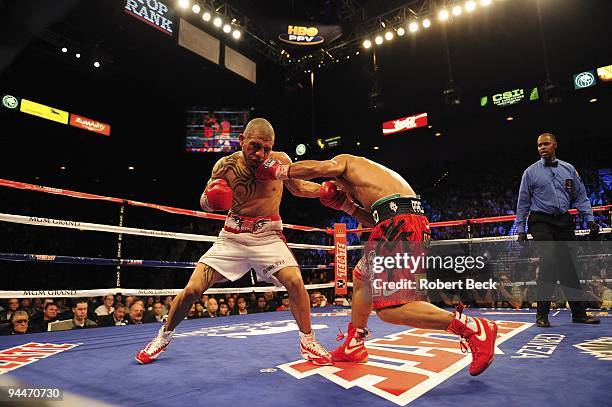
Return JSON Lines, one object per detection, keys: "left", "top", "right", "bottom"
{"left": 516, "top": 133, "right": 600, "bottom": 327}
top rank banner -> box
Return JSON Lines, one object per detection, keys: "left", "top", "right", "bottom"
{"left": 124, "top": 0, "right": 174, "bottom": 36}
{"left": 382, "top": 113, "right": 428, "bottom": 135}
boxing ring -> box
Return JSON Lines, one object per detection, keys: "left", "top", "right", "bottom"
{"left": 0, "top": 179, "right": 610, "bottom": 406}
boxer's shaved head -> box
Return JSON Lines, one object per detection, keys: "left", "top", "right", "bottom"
{"left": 244, "top": 118, "right": 275, "bottom": 141}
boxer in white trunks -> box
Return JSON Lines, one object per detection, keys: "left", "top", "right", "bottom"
{"left": 136, "top": 118, "right": 333, "bottom": 366}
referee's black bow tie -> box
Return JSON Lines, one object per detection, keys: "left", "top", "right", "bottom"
{"left": 544, "top": 161, "right": 558, "bottom": 167}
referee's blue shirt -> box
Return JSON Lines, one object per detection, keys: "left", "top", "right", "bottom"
{"left": 516, "top": 158, "right": 594, "bottom": 233}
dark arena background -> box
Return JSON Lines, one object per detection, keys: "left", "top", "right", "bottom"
{"left": 0, "top": 1, "right": 610, "bottom": 406}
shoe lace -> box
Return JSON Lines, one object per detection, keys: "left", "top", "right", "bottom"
{"left": 306, "top": 339, "right": 331, "bottom": 357}
{"left": 459, "top": 337, "right": 479, "bottom": 357}
{"left": 335, "top": 326, "right": 370, "bottom": 342}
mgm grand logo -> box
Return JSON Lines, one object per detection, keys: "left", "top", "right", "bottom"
{"left": 279, "top": 25, "right": 324, "bottom": 45}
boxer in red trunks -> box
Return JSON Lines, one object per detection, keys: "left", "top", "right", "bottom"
{"left": 257, "top": 154, "right": 498, "bottom": 376}
{"left": 136, "top": 118, "right": 333, "bottom": 366}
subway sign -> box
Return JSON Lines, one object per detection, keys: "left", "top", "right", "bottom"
{"left": 481, "top": 87, "right": 539, "bottom": 108}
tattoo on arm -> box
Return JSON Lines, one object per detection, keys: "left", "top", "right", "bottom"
{"left": 211, "top": 154, "right": 257, "bottom": 211}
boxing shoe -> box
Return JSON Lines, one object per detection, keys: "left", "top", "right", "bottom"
{"left": 446, "top": 303, "right": 498, "bottom": 376}
{"left": 330, "top": 323, "right": 369, "bottom": 363}
{"left": 299, "top": 331, "right": 333, "bottom": 366}
{"left": 135, "top": 325, "right": 175, "bottom": 364}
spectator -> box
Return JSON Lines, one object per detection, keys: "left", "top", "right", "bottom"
{"left": 20, "top": 298, "right": 35, "bottom": 317}
{"left": 0, "top": 298, "right": 20, "bottom": 322}
{"left": 276, "top": 294, "right": 290, "bottom": 311}
{"left": 124, "top": 296, "right": 136, "bottom": 312}
{"left": 218, "top": 303, "right": 230, "bottom": 316}
{"left": 310, "top": 291, "right": 327, "bottom": 308}
{"left": 32, "top": 298, "right": 43, "bottom": 316}
{"left": 29, "top": 302, "right": 59, "bottom": 333}
{"left": 252, "top": 296, "right": 268, "bottom": 313}
{"left": 95, "top": 295, "right": 115, "bottom": 317}
{"left": 127, "top": 302, "right": 145, "bottom": 325}
{"left": 1, "top": 310, "right": 30, "bottom": 335}
{"left": 163, "top": 296, "right": 173, "bottom": 314}
{"left": 195, "top": 303, "right": 205, "bottom": 318}
{"left": 200, "top": 294, "right": 209, "bottom": 309}
{"left": 186, "top": 304, "right": 198, "bottom": 319}
{"left": 145, "top": 296, "right": 155, "bottom": 311}
{"left": 69, "top": 299, "right": 97, "bottom": 329}
{"left": 204, "top": 298, "right": 218, "bottom": 318}
{"left": 227, "top": 297, "right": 237, "bottom": 315}
{"left": 98, "top": 304, "right": 128, "bottom": 327}
{"left": 236, "top": 296, "right": 249, "bottom": 315}
{"left": 264, "top": 291, "right": 279, "bottom": 310}
{"left": 144, "top": 302, "right": 166, "bottom": 323}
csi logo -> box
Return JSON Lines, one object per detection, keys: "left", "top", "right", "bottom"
{"left": 279, "top": 25, "right": 324, "bottom": 45}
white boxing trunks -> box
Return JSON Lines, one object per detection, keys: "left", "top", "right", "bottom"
{"left": 198, "top": 213, "right": 298, "bottom": 286}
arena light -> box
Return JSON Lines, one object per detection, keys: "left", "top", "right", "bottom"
{"left": 223, "top": 24, "right": 231, "bottom": 33}
{"left": 213, "top": 16, "right": 222, "bottom": 27}
{"left": 465, "top": 1, "right": 477, "bottom": 12}
{"left": 589, "top": 98, "right": 598, "bottom": 103}
{"left": 128, "top": 166, "right": 135, "bottom": 170}
{"left": 452, "top": 6, "right": 463, "bottom": 16}
{"left": 506, "top": 116, "right": 514, "bottom": 121}
{"left": 439, "top": 9, "right": 450, "bottom": 21}
{"left": 409, "top": 21, "right": 419, "bottom": 33}
{"left": 374, "top": 35, "right": 383, "bottom": 45}
{"left": 363, "top": 39, "right": 372, "bottom": 49}
{"left": 422, "top": 18, "right": 431, "bottom": 28}
{"left": 356, "top": 141, "right": 361, "bottom": 146}
{"left": 191, "top": 4, "right": 200, "bottom": 13}
{"left": 435, "top": 132, "right": 442, "bottom": 137}
{"left": 480, "top": 0, "right": 492, "bottom": 6}
{"left": 373, "top": 146, "right": 380, "bottom": 150}
{"left": 75, "top": 53, "right": 81, "bottom": 58}
{"left": 60, "top": 166, "right": 67, "bottom": 170}
{"left": 202, "top": 11, "right": 211, "bottom": 21}
{"left": 93, "top": 61, "right": 100, "bottom": 68}
{"left": 178, "top": 0, "right": 189, "bottom": 9}
{"left": 61, "top": 47, "right": 67, "bottom": 53}
{"left": 232, "top": 29, "right": 241, "bottom": 39}
{"left": 385, "top": 31, "right": 394, "bottom": 41}
{"left": 397, "top": 27, "right": 405, "bottom": 36}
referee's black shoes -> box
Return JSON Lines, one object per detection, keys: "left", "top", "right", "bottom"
{"left": 536, "top": 314, "right": 551, "bottom": 327}
{"left": 572, "top": 315, "right": 601, "bottom": 324}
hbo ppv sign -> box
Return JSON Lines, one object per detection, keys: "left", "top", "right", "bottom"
{"left": 279, "top": 25, "right": 324, "bottom": 45}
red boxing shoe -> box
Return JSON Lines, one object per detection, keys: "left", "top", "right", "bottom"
{"left": 446, "top": 303, "right": 498, "bottom": 376}
{"left": 135, "top": 325, "right": 174, "bottom": 364}
{"left": 299, "top": 331, "right": 333, "bottom": 366}
{"left": 330, "top": 323, "right": 369, "bottom": 363}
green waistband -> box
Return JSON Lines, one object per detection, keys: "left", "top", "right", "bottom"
{"left": 371, "top": 194, "right": 420, "bottom": 211}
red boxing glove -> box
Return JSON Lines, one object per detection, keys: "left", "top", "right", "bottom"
{"left": 319, "top": 181, "right": 357, "bottom": 215}
{"left": 201, "top": 179, "right": 232, "bottom": 211}
{"left": 256, "top": 158, "right": 290, "bottom": 181}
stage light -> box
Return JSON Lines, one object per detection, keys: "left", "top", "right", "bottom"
{"left": 375, "top": 35, "right": 383, "bottom": 45}
{"left": 356, "top": 141, "right": 361, "bottom": 146}
{"left": 397, "top": 27, "right": 405, "bottom": 36}
{"left": 422, "top": 18, "right": 431, "bottom": 28}
{"left": 191, "top": 4, "right": 200, "bottom": 13}
{"left": 61, "top": 47, "right": 67, "bottom": 53}
{"left": 75, "top": 53, "right": 81, "bottom": 58}
{"left": 223, "top": 24, "right": 231, "bottom": 33}
{"left": 439, "top": 9, "right": 449, "bottom": 21}
{"left": 202, "top": 11, "right": 211, "bottom": 21}
{"left": 213, "top": 16, "right": 222, "bottom": 27}
{"left": 355, "top": 51, "right": 360, "bottom": 55}
{"left": 60, "top": 166, "right": 66, "bottom": 170}
{"left": 385, "top": 31, "right": 394, "bottom": 41}
{"left": 232, "top": 29, "right": 241, "bottom": 39}
{"left": 373, "top": 146, "right": 380, "bottom": 150}
{"left": 452, "top": 6, "right": 462, "bottom": 16}
{"left": 435, "top": 132, "right": 442, "bottom": 137}
{"left": 506, "top": 116, "right": 514, "bottom": 121}
{"left": 466, "top": 1, "right": 477, "bottom": 12}
{"left": 363, "top": 39, "right": 372, "bottom": 48}
{"left": 409, "top": 21, "right": 419, "bottom": 33}
{"left": 178, "top": 0, "right": 189, "bottom": 9}
{"left": 128, "top": 166, "right": 135, "bottom": 170}
{"left": 480, "top": 0, "right": 492, "bottom": 6}
{"left": 589, "top": 98, "right": 598, "bottom": 103}
{"left": 93, "top": 61, "right": 100, "bottom": 68}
